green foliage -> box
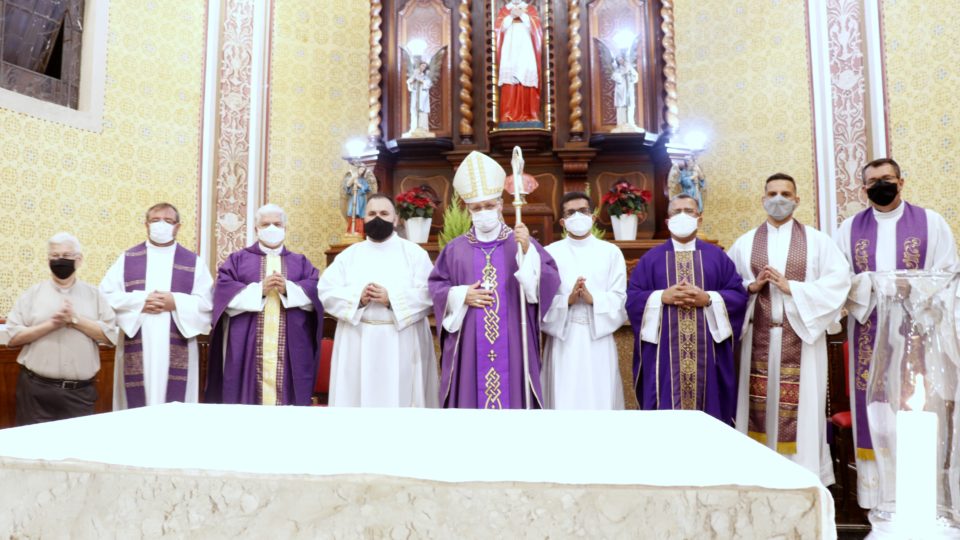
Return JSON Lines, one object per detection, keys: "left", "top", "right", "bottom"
{"left": 438, "top": 192, "right": 472, "bottom": 249}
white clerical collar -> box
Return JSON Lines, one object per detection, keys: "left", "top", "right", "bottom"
{"left": 566, "top": 234, "right": 594, "bottom": 247}
{"left": 475, "top": 223, "right": 506, "bottom": 243}
{"left": 147, "top": 241, "right": 176, "bottom": 251}
{"left": 259, "top": 243, "right": 283, "bottom": 256}
{"left": 765, "top": 218, "right": 794, "bottom": 233}
{"left": 872, "top": 200, "right": 904, "bottom": 220}
{"left": 670, "top": 237, "right": 697, "bottom": 251}
{"left": 366, "top": 232, "right": 398, "bottom": 247}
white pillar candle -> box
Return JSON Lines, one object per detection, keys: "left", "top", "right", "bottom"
{"left": 895, "top": 375, "right": 938, "bottom": 530}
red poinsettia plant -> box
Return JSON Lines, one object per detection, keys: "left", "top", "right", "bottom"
{"left": 395, "top": 185, "right": 438, "bottom": 220}
{"left": 602, "top": 180, "right": 653, "bottom": 218}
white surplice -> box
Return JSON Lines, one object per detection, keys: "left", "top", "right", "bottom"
{"left": 318, "top": 233, "right": 438, "bottom": 408}
{"left": 100, "top": 242, "right": 213, "bottom": 409}
{"left": 834, "top": 201, "right": 958, "bottom": 507}
{"left": 729, "top": 220, "right": 851, "bottom": 486}
{"left": 541, "top": 235, "right": 627, "bottom": 410}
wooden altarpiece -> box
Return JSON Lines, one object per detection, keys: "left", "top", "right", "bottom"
{"left": 333, "top": 0, "right": 695, "bottom": 264}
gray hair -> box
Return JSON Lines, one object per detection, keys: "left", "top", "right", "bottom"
{"left": 667, "top": 194, "right": 699, "bottom": 214}
{"left": 256, "top": 203, "right": 287, "bottom": 226}
{"left": 48, "top": 232, "right": 82, "bottom": 254}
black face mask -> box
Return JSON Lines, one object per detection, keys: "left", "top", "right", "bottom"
{"left": 49, "top": 258, "right": 76, "bottom": 280}
{"left": 365, "top": 217, "right": 394, "bottom": 242}
{"left": 866, "top": 180, "right": 899, "bottom": 206}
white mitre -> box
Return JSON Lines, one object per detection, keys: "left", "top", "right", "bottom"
{"left": 453, "top": 151, "right": 505, "bottom": 204}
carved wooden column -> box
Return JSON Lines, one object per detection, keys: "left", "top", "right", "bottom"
{"left": 458, "top": 0, "right": 474, "bottom": 144}
{"left": 368, "top": 0, "right": 384, "bottom": 144}
{"left": 660, "top": 0, "right": 679, "bottom": 133}
{"left": 567, "top": 0, "right": 584, "bottom": 141}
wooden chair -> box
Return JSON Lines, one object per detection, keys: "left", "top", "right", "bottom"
{"left": 312, "top": 338, "right": 333, "bottom": 406}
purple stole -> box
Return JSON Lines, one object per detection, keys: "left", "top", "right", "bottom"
{"left": 123, "top": 242, "right": 197, "bottom": 408}
{"left": 748, "top": 220, "right": 806, "bottom": 454}
{"left": 662, "top": 249, "right": 711, "bottom": 410}
{"left": 469, "top": 227, "right": 513, "bottom": 409}
{"left": 849, "top": 202, "right": 927, "bottom": 460}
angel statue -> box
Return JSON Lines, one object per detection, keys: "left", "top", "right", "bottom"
{"left": 400, "top": 45, "right": 446, "bottom": 138}
{"left": 341, "top": 162, "right": 379, "bottom": 239}
{"left": 668, "top": 157, "right": 707, "bottom": 213}
{"left": 595, "top": 37, "right": 641, "bottom": 133}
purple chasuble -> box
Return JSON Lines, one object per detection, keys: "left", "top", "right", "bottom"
{"left": 848, "top": 202, "right": 927, "bottom": 459}
{"left": 122, "top": 242, "right": 196, "bottom": 408}
{"left": 428, "top": 225, "right": 561, "bottom": 409}
{"left": 206, "top": 244, "right": 323, "bottom": 406}
{"left": 625, "top": 240, "right": 749, "bottom": 426}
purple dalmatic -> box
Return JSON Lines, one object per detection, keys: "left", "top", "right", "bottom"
{"left": 849, "top": 202, "right": 927, "bottom": 458}
{"left": 123, "top": 242, "right": 196, "bottom": 409}
{"left": 206, "top": 244, "right": 323, "bottom": 406}
{"left": 626, "top": 240, "right": 748, "bottom": 426}
{"left": 428, "top": 226, "right": 561, "bottom": 409}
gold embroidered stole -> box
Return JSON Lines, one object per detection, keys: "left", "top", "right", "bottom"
{"left": 747, "top": 220, "right": 806, "bottom": 454}
{"left": 259, "top": 254, "right": 284, "bottom": 405}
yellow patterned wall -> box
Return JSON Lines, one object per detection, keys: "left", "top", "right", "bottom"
{"left": 266, "top": 1, "right": 370, "bottom": 268}
{"left": 882, "top": 1, "right": 960, "bottom": 236}
{"left": 673, "top": 1, "right": 816, "bottom": 248}
{"left": 0, "top": 1, "right": 205, "bottom": 315}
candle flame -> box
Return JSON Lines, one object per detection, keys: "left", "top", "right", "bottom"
{"left": 906, "top": 374, "right": 927, "bottom": 411}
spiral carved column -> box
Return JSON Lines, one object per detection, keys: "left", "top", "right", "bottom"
{"left": 458, "top": 0, "right": 474, "bottom": 144}
{"left": 660, "top": 0, "right": 679, "bottom": 133}
{"left": 367, "top": 0, "right": 384, "bottom": 144}
{"left": 567, "top": 0, "right": 584, "bottom": 140}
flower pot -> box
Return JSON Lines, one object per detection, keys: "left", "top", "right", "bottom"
{"left": 610, "top": 214, "right": 638, "bottom": 241}
{"left": 405, "top": 216, "right": 432, "bottom": 243}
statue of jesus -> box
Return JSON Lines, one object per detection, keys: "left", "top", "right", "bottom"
{"left": 495, "top": 0, "right": 543, "bottom": 125}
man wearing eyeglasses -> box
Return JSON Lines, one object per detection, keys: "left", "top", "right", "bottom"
{"left": 541, "top": 191, "right": 628, "bottom": 409}
{"left": 834, "top": 158, "right": 958, "bottom": 509}
{"left": 100, "top": 203, "right": 213, "bottom": 410}
{"left": 6, "top": 233, "right": 118, "bottom": 425}
{"left": 625, "top": 194, "right": 748, "bottom": 424}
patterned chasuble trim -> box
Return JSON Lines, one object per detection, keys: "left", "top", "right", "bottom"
{"left": 480, "top": 246, "right": 503, "bottom": 409}
{"left": 664, "top": 250, "right": 708, "bottom": 411}
{"left": 848, "top": 202, "right": 927, "bottom": 460}
{"left": 255, "top": 253, "right": 287, "bottom": 405}
{"left": 747, "top": 220, "right": 807, "bottom": 454}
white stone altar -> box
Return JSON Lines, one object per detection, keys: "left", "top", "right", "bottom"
{"left": 0, "top": 404, "right": 835, "bottom": 538}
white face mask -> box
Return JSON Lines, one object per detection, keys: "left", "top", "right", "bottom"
{"left": 258, "top": 224, "right": 285, "bottom": 246}
{"left": 149, "top": 221, "right": 175, "bottom": 244}
{"left": 564, "top": 213, "right": 593, "bottom": 237}
{"left": 763, "top": 195, "right": 797, "bottom": 221}
{"left": 667, "top": 212, "right": 698, "bottom": 238}
{"left": 471, "top": 209, "right": 501, "bottom": 234}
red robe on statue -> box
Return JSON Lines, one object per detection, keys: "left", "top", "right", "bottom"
{"left": 495, "top": 2, "right": 543, "bottom": 123}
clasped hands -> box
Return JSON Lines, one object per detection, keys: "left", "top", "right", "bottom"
{"left": 662, "top": 280, "right": 710, "bottom": 308}
{"left": 50, "top": 299, "right": 75, "bottom": 328}
{"left": 142, "top": 291, "right": 176, "bottom": 314}
{"left": 360, "top": 283, "right": 390, "bottom": 308}
{"left": 262, "top": 271, "right": 287, "bottom": 297}
{"left": 567, "top": 276, "right": 593, "bottom": 305}
{"left": 748, "top": 266, "right": 791, "bottom": 295}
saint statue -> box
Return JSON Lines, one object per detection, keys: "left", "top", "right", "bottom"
{"left": 668, "top": 158, "right": 707, "bottom": 213}
{"left": 596, "top": 37, "right": 642, "bottom": 133}
{"left": 341, "top": 163, "right": 378, "bottom": 237}
{"left": 400, "top": 45, "right": 446, "bottom": 138}
{"left": 495, "top": 0, "right": 543, "bottom": 125}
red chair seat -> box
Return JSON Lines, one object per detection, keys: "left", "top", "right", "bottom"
{"left": 831, "top": 410, "right": 852, "bottom": 429}
{"left": 312, "top": 338, "right": 333, "bottom": 405}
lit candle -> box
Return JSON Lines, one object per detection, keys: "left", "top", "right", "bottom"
{"left": 895, "top": 374, "right": 938, "bottom": 531}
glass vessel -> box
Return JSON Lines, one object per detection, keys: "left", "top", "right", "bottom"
{"left": 867, "top": 271, "right": 960, "bottom": 537}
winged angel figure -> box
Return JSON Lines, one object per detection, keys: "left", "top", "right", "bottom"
{"left": 595, "top": 37, "right": 642, "bottom": 133}
{"left": 401, "top": 45, "right": 447, "bottom": 138}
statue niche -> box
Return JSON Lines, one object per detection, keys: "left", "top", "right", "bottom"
{"left": 396, "top": 0, "right": 453, "bottom": 139}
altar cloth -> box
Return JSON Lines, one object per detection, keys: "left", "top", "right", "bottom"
{"left": 0, "top": 403, "right": 835, "bottom": 538}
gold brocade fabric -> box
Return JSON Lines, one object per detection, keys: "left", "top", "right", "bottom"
{"left": 259, "top": 254, "right": 283, "bottom": 405}
{"left": 674, "top": 251, "right": 699, "bottom": 410}
{"left": 748, "top": 221, "right": 807, "bottom": 454}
